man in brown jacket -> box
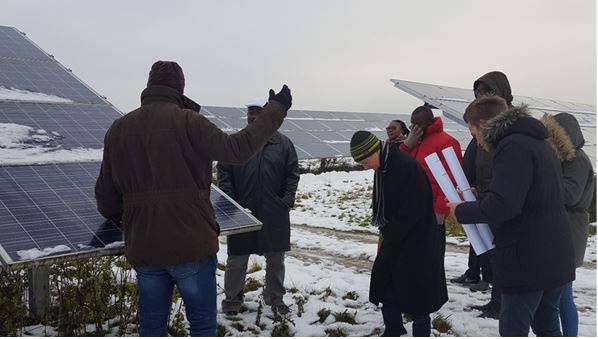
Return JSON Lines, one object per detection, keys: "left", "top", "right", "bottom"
{"left": 95, "top": 61, "right": 291, "bottom": 336}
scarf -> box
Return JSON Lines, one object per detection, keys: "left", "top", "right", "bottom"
{"left": 372, "top": 141, "right": 391, "bottom": 228}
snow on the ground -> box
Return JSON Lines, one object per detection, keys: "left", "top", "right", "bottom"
{"left": 0, "top": 86, "right": 73, "bottom": 103}
{"left": 291, "top": 227, "right": 378, "bottom": 262}
{"left": 291, "top": 170, "right": 378, "bottom": 233}
{"left": 0, "top": 122, "right": 102, "bottom": 165}
{"left": 212, "top": 231, "right": 596, "bottom": 337}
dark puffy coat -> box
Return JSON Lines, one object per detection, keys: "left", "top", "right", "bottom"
{"left": 217, "top": 132, "right": 299, "bottom": 255}
{"left": 541, "top": 113, "right": 594, "bottom": 267}
{"left": 399, "top": 117, "right": 462, "bottom": 219}
{"left": 95, "top": 86, "right": 287, "bottom": 267}
{"left": 369, "top": 144, "right": 448, "bottom": 314}
{"left": 455, "top": 106, "right": 575, "bottom": 293}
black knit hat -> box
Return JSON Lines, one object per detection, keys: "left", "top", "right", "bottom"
{"left": 350, "top": 131, "right": 381, "bottom": 162}
{"left": 147, "top": 61, "right": 185, "bottom": 93}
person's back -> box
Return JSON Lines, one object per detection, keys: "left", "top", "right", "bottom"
{"left": 452, "top": 96, "right": 575, "bottom": 336}
{"left": 541, "top": 112, "right": 594, "bottom": 336}
{"left": 95, "top": 61, "right": 292, "bottom": 336}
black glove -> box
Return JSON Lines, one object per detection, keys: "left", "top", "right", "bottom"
{"left": 268, "top": 84, "right": 292, "bottom": 110}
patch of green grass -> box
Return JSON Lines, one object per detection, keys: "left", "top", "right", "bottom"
{"left": 324, "top": 327, "right": 347, "bottom": 337}
{"left": 217, "top": 262, "right": 226, "bottom": 271}
{"left": 333, "top": 310, "right": 357, "bottom": 325}
{"left": 445, "top": 214, "right": 466, "bottom": 237}
{"left": 589, "top": 223, "right": 596, "bottom": 236}
{"left": 342, "top": 291, "right": 359, "bottom": 301}
{"left": 247, "top": 260, "right": 263, "bottom": 274}
{"left": 244, "top": 277, "right": 263, "bottom": 293}
{"left": 317, "top": 308, "right": 332, "bottom": 323}
{"left": 319, "top": 286, "right": 334, "bottom": 301}
{"left": 432, "top": 313, "right": 453, "bottom": 334}
{"left": 287, "top": 286, "right": 299, "bottom": 293}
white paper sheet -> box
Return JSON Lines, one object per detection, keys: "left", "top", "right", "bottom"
{"left": 441, "top": 147, "right": 495, "bottom": 253}
{"left": 424, "top": 152, "right": 491, "bottom": 255}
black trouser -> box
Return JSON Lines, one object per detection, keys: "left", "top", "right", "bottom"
{"left": 382, "top": 303, "right": 431, "bottom": 337}
{"left": 499, "top": 286, "right": 564, "bottom": 336}
{"left": 465, "top": 245, "right": 493, "bottom": 283}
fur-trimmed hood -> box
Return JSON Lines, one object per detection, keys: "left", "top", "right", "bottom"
{"left": 540, "top": 114, "right": 576, "bottom": 162}
{"left": 481, "top": 105, "right": 548, "bottom": 148}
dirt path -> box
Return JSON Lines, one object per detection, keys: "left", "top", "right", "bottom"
{"left": 288, "top": 224, "right": 468, "bottom": 271}
{"left": 290, "top": 223, "right": 596, "bottom": 270}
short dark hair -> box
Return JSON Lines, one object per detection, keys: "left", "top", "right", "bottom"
{"left": 392, "top": 119, "right": 409, "bottom": 136}
{"left": 411, "top": 106, "right": 434, "bottom": 123}
{"left": 465, "top": 96, "right": 508, "bottom": 127}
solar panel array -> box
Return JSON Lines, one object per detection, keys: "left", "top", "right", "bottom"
{"left": 0, "top": 26, "right": 261, "bottom": 267}
{"left": 391, "top": 79, "right": 597, "bottom": 167}
{"left": 202, "top": 106, "right": 471, "bottom": 159}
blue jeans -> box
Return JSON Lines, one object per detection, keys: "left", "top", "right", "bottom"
{"left": 559, "top": 281, "right": 578, "bottom": 336}
{"left": 500, "top": 285, "right": 564, "bottom": 336}
{"left": 135, "top": 256, "right": 217, "bottom": 337}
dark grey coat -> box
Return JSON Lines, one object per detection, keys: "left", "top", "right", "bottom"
{"left": 542, "top": 113, "right": 595, "bottom": 267}
{"left": 217, "top": 132, "right": 299, "bottom": 255}
{"left": 455, "top": 106, "right": 575, "bottom": 293}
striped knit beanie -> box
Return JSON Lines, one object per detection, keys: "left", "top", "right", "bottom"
{"left": 350, "top": 131, "right": 381, "bottom": 162}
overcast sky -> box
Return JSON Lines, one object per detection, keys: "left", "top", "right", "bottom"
{"left": 0, "top": 0, "right": 595, "bottom": 114}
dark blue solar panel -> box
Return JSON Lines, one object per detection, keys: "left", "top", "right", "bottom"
{"left": 0, "top": 163, "right": 260, "bottom": 264}
{"left": 0, "top": 27, "right": 49, "bottom": 61}
{"left": 0, "top": 101, "right": 121, "bottom": 149}
{"left": 0, "top": 58, "right": 105, "bottom": 104}
{"left": 0, "top": 163, "right": 122, "bottom": 263}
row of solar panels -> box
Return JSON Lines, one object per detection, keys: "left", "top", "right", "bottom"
{"left": 391, "top": 79, "right": 596, "bottom": 167}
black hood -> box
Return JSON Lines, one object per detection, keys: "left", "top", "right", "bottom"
{"left": 481, "top": 106, "right": 547, "bottom": 147}
{"left": 474, "top": 71, "right": 513, "bottom": 106}
{"left": 554, "top": 113, "right": 585, "bottom": 149}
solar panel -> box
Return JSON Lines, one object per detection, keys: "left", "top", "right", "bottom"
{"left": 0, "top": 101, "right": 121, "bottom": 149}
{"left": 391, "top": 79, "right": 597, "bottom": 166}
{"left": 0, "top": 163, "right": 261, "bottom": 267}
{"left": 203, "top": 106, "right": 456, "bottom": 159}
{"left": 0, "top": 25, "right": 263, "bottom": 267}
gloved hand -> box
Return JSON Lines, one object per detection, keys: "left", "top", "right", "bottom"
{"left": 403, "top": 124, "right": 423, "bottom": 149}
{"left": 269, "top": 84, "right": 292, "bottom": 110}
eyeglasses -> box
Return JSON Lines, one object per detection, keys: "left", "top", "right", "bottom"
{"left": 474, "top": 86, "right": 495, "bottom": 97}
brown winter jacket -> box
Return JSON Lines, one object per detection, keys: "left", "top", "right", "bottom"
{"left": 95, "top": 85, "right": 287, "bottom": 267}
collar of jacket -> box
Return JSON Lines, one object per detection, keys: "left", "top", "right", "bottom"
{"left": 481, "top": 105, "right": 548, "bottom": 148}
{"left": 140, "top": 85, "right": 201, "bottom": 112}
{"left": 423, "top": 116, "right": 444, "bottom": 136}
{"left": 266, "top": 131, "right": 281, "bottom": 144}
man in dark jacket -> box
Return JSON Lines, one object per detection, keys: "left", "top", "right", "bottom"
{"left": 351, "top": 131, "right": 447, "bottom": 337}
{"left": 448, "top": 96, "right": 575, "bottom": 336}
{"left": 217, "top": 97, "right": 300, "bottom": 316}
{"left": 95, "top": 61, "right": 292, "bottom": 336}
{"left": 451, "top": 71, "right": 513, "bottom": 318}
{"left": 541, "top": 112, "right": 594, "bottom": 336}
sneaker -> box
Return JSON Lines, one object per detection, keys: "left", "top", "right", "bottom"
{"left": 224, "top": 310, "right": 238, "bottom": 317}
{"left": 450, "top": 273, "right": 479, "bottom": 285}
{"left": 271, "top": 304, "right": 290, "bottom": 316}
{"left": 469, "top": 280, "right": 491, "bottom": 292}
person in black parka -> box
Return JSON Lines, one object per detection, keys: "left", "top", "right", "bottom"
{"left": 217, "top": 97, "right": 300, "bottom": 316}
{"left": 448, "top": 96, "right": 575, "bottom": 336}
{"left": 350, "top": 131, "right": 447, "bottom": 337}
